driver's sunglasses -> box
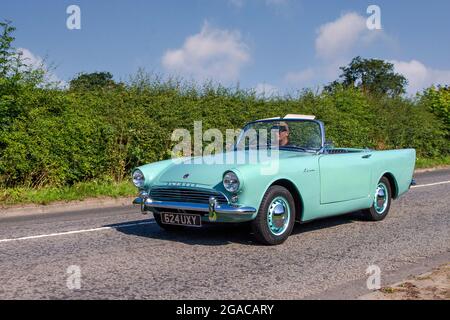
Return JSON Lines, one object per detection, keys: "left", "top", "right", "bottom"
{"left": 271, "top": 125, "right": 288, "bottom": 133}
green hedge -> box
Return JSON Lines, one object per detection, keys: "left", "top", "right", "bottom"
{"left": 0, "top": 79, "right": 449, "bottom": 189}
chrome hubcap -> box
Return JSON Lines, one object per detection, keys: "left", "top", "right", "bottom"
{"left": 267, "top": 197, "right": 290, "bottom": 236}
{"left": 374, "top": 182, "right": 388, "bottom": 214}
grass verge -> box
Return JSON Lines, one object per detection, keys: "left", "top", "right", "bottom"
{"left": 0, "top": 180, "right": 136, "bottom": 207}
{"left": 415, "top": 156, "right": 450, "bottom": 169}
{"left": 1, "top": 156, "right": 449, "bottom": 208}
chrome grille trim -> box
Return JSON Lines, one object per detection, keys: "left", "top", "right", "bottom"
{"left": 149, "top": 187, "right": 229, "bottom": 204}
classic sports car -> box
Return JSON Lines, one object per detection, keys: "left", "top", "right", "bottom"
{"left": 132, "top": 115, "right": 416, "bottom": 245}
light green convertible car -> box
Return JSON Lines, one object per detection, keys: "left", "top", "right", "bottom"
{"left": 132, "top": 115, "right": 416, "bottom": 245}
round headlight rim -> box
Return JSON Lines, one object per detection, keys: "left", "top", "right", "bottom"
{"left": 132, "top": 169, "right": 145, "bottom": 188}
{"left": 223, "top": 170, "right": 241, "bottom": 193}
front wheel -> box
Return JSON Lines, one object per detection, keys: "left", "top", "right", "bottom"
{"left": 363, "top": 176, "right": 392, "bottom": 221}
{"left": 251, "top": 185, "right": 296, "bottom": 245}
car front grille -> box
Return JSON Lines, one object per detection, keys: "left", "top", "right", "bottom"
{"left": 149, "top": 187, "right": 229, "bottom": 205}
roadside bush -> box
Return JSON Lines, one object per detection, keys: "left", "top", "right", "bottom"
{"left": 0, "top": 75, "right": 449, "bottom": 189}
{"left": 419, "top": 86, "right": 450, "bottom": 133}
{"left": 2, "top": 22, "right": 446, "bottom": 192}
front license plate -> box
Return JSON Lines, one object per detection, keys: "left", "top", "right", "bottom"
{"left": 160, "top": 213, "right": 202, "bottom": 227}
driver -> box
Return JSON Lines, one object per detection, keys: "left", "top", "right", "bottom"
{"left": 271, "top": 122, "right": 290, "bottom": 147}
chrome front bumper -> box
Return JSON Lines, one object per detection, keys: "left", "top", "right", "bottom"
{"left": 133, "top": 196, "right": 257, "bottom": 223}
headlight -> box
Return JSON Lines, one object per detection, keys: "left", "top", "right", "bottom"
{"left": 132, "top": 169, "right": 145, "bottom": 188}
{"left": 223, "top": 171, "right": 240, "bottom": 193}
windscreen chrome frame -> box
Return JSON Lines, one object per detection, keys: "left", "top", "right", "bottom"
{"left": 236, "top": 118, "right": 326, "bottom": 152}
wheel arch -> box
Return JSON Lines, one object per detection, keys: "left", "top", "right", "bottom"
{"left": 269, "top": 179, "right": 304, "bottom": 222}
{"left": 380, "top": 172, "right": 399, "bottom": 199}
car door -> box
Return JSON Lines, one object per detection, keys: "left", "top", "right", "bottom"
{"left": 318, "top": 152, "right": 372, "bottom": 204}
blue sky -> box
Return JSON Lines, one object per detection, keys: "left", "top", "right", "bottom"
{"left": 1, "top": 0, "right": 449, "bottom": 94}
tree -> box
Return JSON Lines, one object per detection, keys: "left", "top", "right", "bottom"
{"left": 0, "top": 20, "right": 24, "bottom": 130}
{"left": 0, "top": 20, "right": 23, "bottom": 79}
{"left": 0, "top": 20, "right": 45, "bottom": 85}
{"left": 69, "top": 72, "right": 117, "bottom": 90}
{"left": 326, "top": 56, "right": 408, "bottom": 97}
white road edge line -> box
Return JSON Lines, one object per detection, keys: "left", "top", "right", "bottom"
{"left": 411, "top": 180, "right": 450, "bottom": 189}
{"left": 1, "top": 179, "right": 449, "bottom": 244}
{"left": 0, "top": 221, "right": 155, "bottom": 243}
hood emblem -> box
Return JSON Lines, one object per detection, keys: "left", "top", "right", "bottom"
{"left": 183, "top": 173, "right": 190, "bottom": 179}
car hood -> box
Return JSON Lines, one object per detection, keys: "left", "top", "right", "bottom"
{"left": 155, "top": 149, "right": 312, "bottom": 187}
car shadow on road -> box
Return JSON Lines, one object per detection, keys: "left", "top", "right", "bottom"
{"left": 107, "top": 218, "right": 255, "bottom": 246}
{"left": 108, "top": 210, "right": 366, "bottom": 246}
{"left": 291, "top": 210, "right": 368, "bottom": 236}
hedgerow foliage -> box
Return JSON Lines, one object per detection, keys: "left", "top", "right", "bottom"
{"left": 1, "top": 76, "right": 448, "bottom": 188}
{"left": 0, "top": 22, "right": 449, "bottom": 189}
{"left": 419, "top": 85, "right": 450, "bottom": 134}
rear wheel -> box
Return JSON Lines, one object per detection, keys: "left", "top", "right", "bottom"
{"left": 251, "top": 185, "right": 296, "bottom": 245}
{"left": 363, "top": 176, "right": 392, "bottom": 221}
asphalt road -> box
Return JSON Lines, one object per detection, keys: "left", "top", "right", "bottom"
{"left": 0, "top": 169, "right": 449, "bottom": 299}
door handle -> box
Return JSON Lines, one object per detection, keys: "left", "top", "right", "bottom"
{"left": 362, "top": 154, "right": 372, "bottom": 159}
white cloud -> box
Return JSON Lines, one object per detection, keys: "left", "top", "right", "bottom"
{"left": 315, "top": 12, "right": 371, "bottom": 61}
{"left": 280, "top": 12, "right": 448, "bottom": 95}
{"left": 285, "top": 12, "right": 385, "bottom": 88}
{"left": 18, "top": 48, "right": 44, "bottom": 69}
{"left": 254, "top": 83, "right": 279, "bottom": 96}
{"left": 162, "top": 22, "right": 250, "bottom": 82}
{"left": 391, "top": 60, "right": 450, "bottom": 94}
{"left": 17, "top": 48, "right": 65, "bottom": 86}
